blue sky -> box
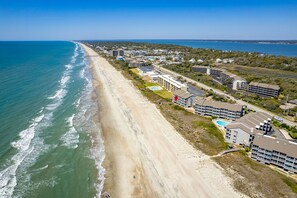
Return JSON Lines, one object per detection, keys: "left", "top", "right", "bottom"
{"left": 0, "top": 0, "right": 297, "bottom": 40}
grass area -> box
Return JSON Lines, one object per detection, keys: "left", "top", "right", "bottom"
{"left": 144, "top": 82, "right": 159, "bottom": 87}
{"left": 153, "top": 90, "right": 173, "bottom": 99}
{"left": 96, "top": 52, "right": 297, "bottom": 197}
{"left": 214, "top": 153, "right": 297, "bottom": 197}
{"left": 192, "top": 121, "right": 226, "bottom": 144}
{"left": 130, "top": 68, "right": 139, "bottom": 75}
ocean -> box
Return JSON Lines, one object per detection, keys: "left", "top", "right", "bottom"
{"left": 0, "top": 41, "right": 105, "bottom": 198}
{"left": 131, "top": 40, "right": 297, "bottom": 57}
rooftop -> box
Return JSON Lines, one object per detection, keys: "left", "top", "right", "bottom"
{"left": 194, "top": 97, "right": 243, "bottom": 112}
{"left": 173, "top": 89, "right": 193, "bottom": 99}
{"left": 249, "top": 82, "right": 280, "bottom": 90}
{"left": 253, "top": 134, "right": 297, "bottom": 159}
{"left": 227, "top": 112, "right": 272, "bottom": 134}
{"left": 159, "top": 75, "right": 187, "bottom": 89}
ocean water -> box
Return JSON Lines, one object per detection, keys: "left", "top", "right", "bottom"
{"left": 131, "top": 39, "right": 297, "bottom": 57}
{"left": 0, "top": 41, "right": 105, "bottom": 198}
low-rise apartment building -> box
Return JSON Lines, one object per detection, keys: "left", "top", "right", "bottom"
{"left": 192, "top": 66, "right": 246, "bottom": 90}
{"left": 247, "top": 82, "right": 280, "bottom": 97}
{"left": 172, "top": 89, "right": 194, "bottom": 108}
{"left": 251, "top": 134, "right": 297, "bottom": 173}
{"left": 233, "top": 76, "right": 247, "bottom": 90}
{"left": 225, "top": 112, "right": 273, "bottom": 146}
{"left": 129, "top": 60, "right": 145, "bottom": 67}
{"left": 158, "top": 75, "right": 188, "bottom": 92}
{"left": 192, "top": 66, "right": 211, "bottom": 75}
{"left": 194, "top": 97, "right": 244, "bottom": 120}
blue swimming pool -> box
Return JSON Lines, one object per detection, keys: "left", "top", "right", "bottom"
{"left": 148, "top": 86, "right": 163, "bottom": 91}
{"left": 216, "top": 120, "right": 230, "bottom": 127}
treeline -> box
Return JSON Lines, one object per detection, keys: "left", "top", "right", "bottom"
{"left": 84, "top": 41, "right": 297, "bottom": 72}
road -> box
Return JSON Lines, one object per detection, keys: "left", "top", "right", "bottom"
{"left": 154, "top": 65, "right": 297, "bottom": 127}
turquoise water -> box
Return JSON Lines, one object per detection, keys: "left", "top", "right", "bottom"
{"left": 148, "top": 86, "right": 163, "bottom": 91}
{"left": 0, "top": 41, "right": 104, "bottom": 198}
{"left": 216, "top": 120, "right": 229, "bottom": 127}
{"left": 131, "top": 40, "right": 297, "bottom": 57}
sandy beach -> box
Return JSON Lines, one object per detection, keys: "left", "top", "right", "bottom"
{"left": 80, "top": 43, "right": 245, "bottom": 198}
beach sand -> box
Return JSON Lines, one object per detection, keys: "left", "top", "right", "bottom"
{"left": 80, "top": 43, "right": 246, "bottom": 198}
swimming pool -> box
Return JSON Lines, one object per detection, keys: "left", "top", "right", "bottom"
{"left": 148, "top": 86, "right": 163, "bottom": 91}
{"left": 216, "top": 120, "right": 230, "bottom": 127}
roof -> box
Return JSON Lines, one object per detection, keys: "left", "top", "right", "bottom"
{"left": 253, "top": 134, "right": 297, "bottom": 159}
{"left": 192, "top": 66, "right": 210, "bottom": 69}
{"left": 249, "top": 82, "right": 280, "bottom": 90}
{"left": 138, "top": 66, "right": 153, "bottom": 73}
{"left": 227, "top": 123, "right": 265, "bottom": 135}
{"left": 173, "top": 89, "right": 193, "bottom": 99}
{"left": 227, "top": 112, "right": 272, "bottom": 134}
{"left": 194, "top": 97, "right": 243, "bottom": 112}
{"left": 289, "top": 99, "right": 297, "bottom": 105}
{"left": 159, "top": 75, "right": 187, "bottom": 89}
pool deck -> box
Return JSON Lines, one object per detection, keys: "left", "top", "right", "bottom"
{"left": 148, "top": 86, "right": 163, "bottom": 91}
{"left": 212, "top": 118, "right": 231, "bottom": 136}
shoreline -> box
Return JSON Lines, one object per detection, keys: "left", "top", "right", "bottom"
{"left": 80, "top": 43, "right": 245, "bottom": 198}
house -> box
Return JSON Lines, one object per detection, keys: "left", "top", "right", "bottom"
{"left": 172, "top": 89, "right": 194, "bottom": 108}
{"left": 222, "top": 58, "right": 234, "bottom": 64}
{"left": 189, "top": 58, "right": 196, "bottom": 63}
{"left": 158, "top": 75, "right": 188, "bottom": 92}
{"left": 216, "top": 58, "right": 222, "bottom": 63}
{"left": 289, "top": 99, "right": 297, "bottom": 105}
{"left": 251, "top": 134, "right": 297, "bottom": 173}
{"left": 225, "top": 112, "right": 273, "bottom": 146}
{"left": 247, "top": 82, "right": 280, "bottom": 97}
{"left": 194, "top": 97, "right": 244, "bottom": 120}
{"left": 159, "top": 56, "right": 166, "bottom": 62}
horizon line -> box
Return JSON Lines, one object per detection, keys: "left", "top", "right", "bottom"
{"left": 1, "top": 38, "right": 297, "bottom": 42}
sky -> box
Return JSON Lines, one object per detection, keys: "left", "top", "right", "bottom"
{"left": 0, "top": 0, "right": 297, "bottom": 40}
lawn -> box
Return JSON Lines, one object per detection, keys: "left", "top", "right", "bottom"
{"left": 153, "top": 90, "right": 173, "bottom": 99}
{"left": 130, "top": 68, "right": 139, "bottom": 75}
{"left": 144, "top": 82, "right": 159, "bottom": 87}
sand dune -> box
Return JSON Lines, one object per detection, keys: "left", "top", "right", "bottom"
{"left": 80, "top": 43, "right": 246, "bottom": 198}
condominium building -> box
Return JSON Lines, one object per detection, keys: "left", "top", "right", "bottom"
{"left": 118, "top": 49, "right": 124, "bottom": 56}
{"left": 192, "top": 66, "right": 211, "bottom": 75}
{"left": 172, "top": 89, "right": 194, "bottom": 108}
{"left": 247, "top": 82, "right": 280, "bottom": 97}
{"left": 232, "top": 76, "right": 247, "bottom": 90}
{"left": 251, "top": 134, "right": 297, "bottom": 173}
{"left": 194, "top": 97, "right": 244, "bottom": 120}
{"left": 225, "top": 112, "right": 273, "bottom": 146}
{"left": 129, "top": 60, "right": 145, "bottom": 67}
{"left": 158, "top": 75, "right": 188, "bottom": 92}
{"left": 110, "top": 49, "right": 124, "bottom": 57}
{"left": 110, "top": 50, "right": 118, "bottom": 57}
